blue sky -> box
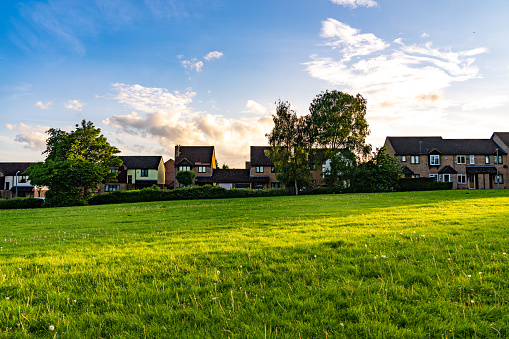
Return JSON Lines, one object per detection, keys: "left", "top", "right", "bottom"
{"left": 1, "top": 0, "right": 508, "bottom": 168}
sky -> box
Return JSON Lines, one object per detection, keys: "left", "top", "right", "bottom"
{"left": 1, "top": 0, "right": 509, "bottom": 168}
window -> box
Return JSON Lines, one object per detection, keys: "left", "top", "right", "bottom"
{"left": 198, "top": 166, "right": 206, "bottom": 173}
{"left": 429, "top": 174, "right": 439, "bottom": 182}
{"left": 19, "top": 176, "right": 27, "bottom": 183}
{"left": 495, "top": 156, "right": 503, "bottom": 164}
{"left": 457, "top": 155, "right": 466, "bottom": 164}
{"left": 271, "top": 167, "right": 276, "bottom": 173}
{"left": 105, "top": 185, "right": 120, "bottom": 192}
{"left": 179, "top": 166, "right": 191, "bottom": 171}
{"left": 309, "top": 164, "right": 316, "bottom": 171}
{"left": 485, "top": 155, "right": 490, "bottom": 164}
{"left": 410, "top": 156, "right": 420, "bottom": 164}
{"left": 495, "top": 174, "right": 504, "bottom": 184}
{"left": 430, "top": 155, "right": 440, "bottom": 166}
{"left": 401, "top": 155, "right": 407, "bottom": 162}
{"left": 140, "top": 169, "right": 149, "bottom": 177}
{"left": 414, "top": 174, "right": 420, "bottom": 178}
{"left": 469, "top": 155, "right": 475, "bottom": 164}
{"left": 110, "top": 169, "right": 119, "bottom": 174}
{"left": 458, "top": 174, "right": 467, "bottom": 184}
{"left": 443, "top": 174, "right": 451, "bottom": 182}
{"left": 271, "top": 182, "right": 282, "bottom": 189}
{"left": 256, "top": 166, "right": 264, "bottom": 173}
{"left": 5, "top": 182, "right": 9, "bottom": 190}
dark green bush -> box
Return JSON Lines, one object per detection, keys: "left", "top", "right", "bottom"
{"left": 0, "top": 198, "right": 45, "bottom": 210}
{"left": 398, "top": 178, "right": 453, "bottom": 192}
{"left": 88, "top": 185, "right": 288, "bottom": 205}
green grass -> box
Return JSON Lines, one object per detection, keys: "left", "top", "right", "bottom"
{"left": 1, "top": 190, "right": 509, "bottom": 338}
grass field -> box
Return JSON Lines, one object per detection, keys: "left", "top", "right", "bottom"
{"left": 1, "top": 190, "right": 509, "bottom": 338}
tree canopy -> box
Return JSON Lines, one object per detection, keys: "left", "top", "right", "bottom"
{"left": 26, "top": 120, "right": 122, "bottom": 206}
{"left": 265, "top": 100, "right": 312, "bottom": 195}
{"left": 176, "top": 170, "right": 196, "bottom": 187}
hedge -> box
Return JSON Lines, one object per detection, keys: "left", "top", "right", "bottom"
{"left": 88, "top": 185, "right": 288, "bottom": 205}
{"left": 0, "top": 198, "right": 45, "bottom": 210}
{"left": 398, "top": 177, "right": 453, "bottom": 191}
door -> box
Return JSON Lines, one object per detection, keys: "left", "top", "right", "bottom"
{"left": 468, "top": 174, "right": 477, "bottom": 189}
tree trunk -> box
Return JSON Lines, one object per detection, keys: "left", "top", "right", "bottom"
{"left": 294, "top": 180, "right": 298, "bottom": 196}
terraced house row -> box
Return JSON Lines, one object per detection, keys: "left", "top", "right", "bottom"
{"left": 3, "top": 132, "right": 509, "bottom": 199}
{"left": 384, "top": 132, "right": 509, "bottom": 189}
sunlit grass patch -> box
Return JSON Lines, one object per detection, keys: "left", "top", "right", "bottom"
{"left": 1, "top": 190, "right": 509, "bottom": 337}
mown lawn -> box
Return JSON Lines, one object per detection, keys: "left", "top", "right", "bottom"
{"left": 1, "top": 190, "right": 509, "bottom": 338}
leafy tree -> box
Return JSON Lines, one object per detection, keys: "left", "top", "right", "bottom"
{"left": 265, "top": 100, "right": 312, "bottom": 195}
{"left": 322, "top": 149, "right": 357, "bottom": 189}
{"left": 221, "top": 163, "right": 230, "bottom": 169}
{"left": 176, "top": 170, "right": 196, "bottom": 187}
{"left": 26, "top": 120, "right": 122, "bottom": 207}
{"left": 308, "top": 90, "right": 371, "bottom": 158}
{"left": 350, "top": 147, "right": 402, "bottom": 193}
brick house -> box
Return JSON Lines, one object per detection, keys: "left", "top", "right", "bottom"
{"left": 384, "top": 134, "right": 508, "bottom": 189}
{"left": 0, "top": 162, "right": 48, "bottom": 199}
{"left": 174, "top": 146, "right": 217, "bottom": 187}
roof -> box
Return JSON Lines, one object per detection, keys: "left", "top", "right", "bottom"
{"left": 250, "top": 146, "right": 273, "bottom": 166}
{"left": 438, "top": 165, "right": 458, "bottom": 174}
{"left": 0, "top": 163, "right": 34, "bottom": 176}
{"left": 386, "top": 137, "right": 506, "bottom": 155}
{"left": 119, "top": 156, "right": 163, "bottom": 169}
{"left": 199, "top": 169, "right": 251, "bottom": 183}
{"left": 175, "top": 146, "right": 214, "bottom": 166}
{"left": 493, "top": 132, "right": 509, "bottom": 150}
{"left": 466, "top": 166, "right": 498, "bottom": 175}
{"left": 401, "top": 166, "right": 414, "bottom": 175}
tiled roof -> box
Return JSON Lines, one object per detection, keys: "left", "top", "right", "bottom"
{"left": 199, "top": 169, "right": 251, "bottom": 183}
{"left": 386, "top": 137, "right": 506, "bottom": 155}
{"left": 493, "top": 132, "right": 509, "bottom": 150}
{"left": 250, "top": 146, "right": 273, "bottom": 166}
{"left": 175, "top": 146, "right": 214, "bottom": 165}
{"left": 119, "top": 156, "right": 163, "bottom": 169}
{"left": 0, "top": 162, "right": 35, "bottom": 176}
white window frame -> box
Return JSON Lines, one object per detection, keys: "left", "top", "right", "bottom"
{"left": 469, "top": 155, "right": 475, "bottom": 165}
{"left": 410, "top": 155, "right": 419, "bottom": 164}
{"left": 430, "top": 155, "right": 440, "bottom": 166}
{"left": 178, "top": 166, "right": 191, "bottom": 172}
{"left": 457, "top": 155, "right": 466, "bottom": 164}
{"left": 485, "top": 155, "right": 490, "bottom": 164}
{"left": 105, "top": 184, "right": 120, "bottom": 192}
{"left": 495, "top": 156, "right": 503, "bottom": 164}
{"left": 443, "top": 174, "right": 451, "bottom": 182}
{"left": 256, "top": 166, "right": 264, "bottom": 173}
{"left": 429, "top": 174, "right": 439, "bottom": 182}
{"left": 458, "top": 174, "right": 467, "bottom": 184}
{"left": 401, "top": 155, "right": 407, "bottom": 162}
{"left": 198, "top": 166, "right": 206, "bottom": 173}
{"left": 495, "top": 174, "right": 504, "bottom": 184}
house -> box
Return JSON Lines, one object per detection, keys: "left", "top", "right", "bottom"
{"left": 198, "top": 169, "right": 253, "bottom": 189}
{"left": 384, "top": 134, "right": 508, "bottom": 189}
{"left": 249, "top": 146, "right": 327, "bottom": 189}
{"left": 164, "top": 159, "right": 175, "bottom": 189}
{"left": 100, "top": 155, "right": 165, "bottom": 193}
{"left": 174, "top": 146, "right": 217, "bottom": 187}
{"left": 0, "top": 162, "right": 48, "bottom": 199}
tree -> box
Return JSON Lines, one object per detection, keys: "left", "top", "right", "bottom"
{"left": 176, "top": 170, "right": 196, "bottom": 187}
{"left": 26, "top": 120, "right": 122, "bottom": 206}
{"left": 309, "top": 90, "right": 371, "bottom": 158}
{"left": 265, "top": 100, "right": 312, "bottom": 195}
{"left": 350, "top": 147, "right": 402, "bottom": 193}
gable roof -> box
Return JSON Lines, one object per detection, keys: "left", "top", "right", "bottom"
{"left": 250, "top": 146, "right": 273, "bottom": 166}
{"left": 119, "top": 156, "right": 163, "bottom": 169}
{"left": 386, "top": 137, "right": 506, "bottom": 155}
{"left": 175, "top": 146, "right": 215, "bottom": 166}
{"left": 492, "top": 132, "right": 509, "bottom": 150}
{"left": 0, "top": 163, "right": 34, "bottom": 176}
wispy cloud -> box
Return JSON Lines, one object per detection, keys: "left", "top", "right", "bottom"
{"left": 104, "top": 83, "right": 272, "bottom": 167}
{"left": 179, "top": 50, "right": 224, "bottom": 72}
{"left": 65, "top": 99, "right": 85, "bottom": 111}
{"left": 462, "top": 95, "right": 509, "bottom": 111}
{"left": 204, "top": 51, "right": 223, "bottom": 61}
{"left": 6, "top": 123, "right": 48, "bottom": 150}
{"left": 35, "top": 101, "right": 53, "bottom": 109}
{"left": 330, "top": 0, "right": 378, "bottom": 8}
{"left": 244, "top": 100, "right": 269, "bottom": 115}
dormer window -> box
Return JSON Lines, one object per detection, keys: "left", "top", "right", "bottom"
{"left": 179, "top": 166, "right": 191, "bottom": 171}
{"left": 198, "top": 166, "right": 206, "bottom": 173}
{"left": 430, "top": 155, "right": 440, "bottom": 166}
{"left": 256, "top": 166, "right": 264, "bottom": 173}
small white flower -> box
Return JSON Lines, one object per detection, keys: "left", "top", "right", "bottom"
{"left": 314, "top": 255, "right": 317, "bottom": 258}
{"left": 365, "top": 244, "right": 367, "bottom": 247}
{"left": 504, "top": 253, "right": 507, "bottom": 255}
{"left": 49, "top": 325, "right": 55, "bottom": 331}
{"left": 5, "top": 297, "right": 9, "bottom": 300}
{"left": 479, "top": 272, "right": 482, "bottom": 275}
{"left": 467, "top": 275, "right": 471, "bottom": 278}
{"left": 217, "top": 270, "right": 220, "bottom": 274}
{"left": 471, "top": 300, "right": 475, "bottom": 303}
{"left": 340, "top": 323, "right": 344, "bottom": 327}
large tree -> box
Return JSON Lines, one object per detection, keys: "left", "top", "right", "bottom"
{"left": 308, "top": 90, "right": 371, "bottom": 157}
{"left": 265, "top": 100, "right": 312, "bottom": 195}
{"left": 26, "top": 120, "right": 122, "bottom": 206}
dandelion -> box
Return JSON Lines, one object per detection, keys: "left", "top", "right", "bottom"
{"left": 49, "top": 325, "right": 55, "bottom": 331}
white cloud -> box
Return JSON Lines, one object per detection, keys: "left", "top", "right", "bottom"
{"left": 462, "top": 95, "right": 509, "bottom": 111}
{"left": 104, "top": 83, "right": 273, "bottom": 167}
{"left": 65, "top": 99, "right": 84, "bottom": 111}
{"left": 421, "top": 33, "right": 430, "bottom": 38}
{"left": 204, "top": 51, "right": 223, "bottom": 61}
{"left": 35, "top": 101, "right": 52, "bottom": 109}
{"left": 245, "top": 100, "right": 268, "bottom": 115}
{"left": 329, "top": 0, "right": 378, "bottom": 8}
{"left": 181, "top": 59, "right": 204, "bottom": 72}
{"left": 6, "top": 123, "right": 48, "bottom": 150}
